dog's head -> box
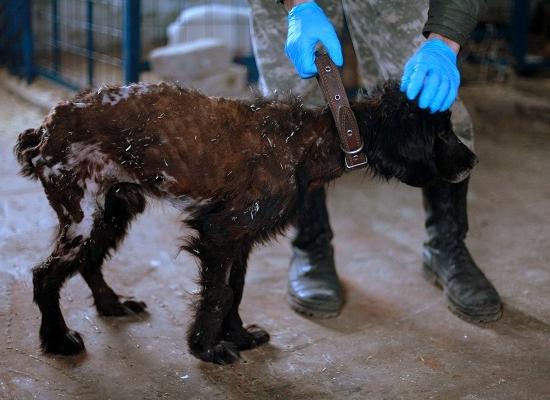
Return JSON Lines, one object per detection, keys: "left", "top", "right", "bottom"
{"left": 353, "top": 82, "right": 478, "bottom": 187}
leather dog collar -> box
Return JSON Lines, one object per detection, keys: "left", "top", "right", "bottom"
{"left": 315, "top": 52, "right": 368, "bottom": 170}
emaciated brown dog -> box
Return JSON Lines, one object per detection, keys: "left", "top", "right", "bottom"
{"left": 14, "top": 81, "right": 477, "bottom": 364}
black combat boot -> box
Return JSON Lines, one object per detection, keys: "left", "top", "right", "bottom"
{"left": 422, "top": 178, "right": 502, "bottom": 322}
{"left": 288, "top": 186, "right": 343, "bottom": 318}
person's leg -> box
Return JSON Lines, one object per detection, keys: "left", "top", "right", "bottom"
{"left": 289, "top": 186, "right": 342, "bottom": 317}
{"left": 422, "top": 102, "right": 502, "bottom": 322}
{"left": 249, "top": 0, "right": 345, "bottom": 317}
{"left": 343, "top": 0, "right": 502, "bottom": 321}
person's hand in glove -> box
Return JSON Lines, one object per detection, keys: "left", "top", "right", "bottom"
{"left": 400, "top": 34, "right": 460, "bottom": 113}
{"left": 284, "top": 1, "right": 343, "bottom": 79}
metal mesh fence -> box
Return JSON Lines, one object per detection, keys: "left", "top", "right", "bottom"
{"left": 32, "top": 0, "right": 124, "bottom": 89}
{"left": 29, "top": 0, "right": 252, "bottom": 89}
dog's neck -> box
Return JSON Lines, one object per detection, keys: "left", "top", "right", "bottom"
{"left": 296, "top": 104, "right": 372, "bottom": 188}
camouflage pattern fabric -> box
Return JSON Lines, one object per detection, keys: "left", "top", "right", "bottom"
{"left": 248, "top": 0, "right": 474, "bottom": 149}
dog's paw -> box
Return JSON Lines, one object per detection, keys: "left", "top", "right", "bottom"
{"left": 41, "top": 329, "right": 86, "bottom": 355}
{"left": 97, "top": 299, "right": 147, "bottom": 317}
{"left": 191, "top": 341, "right": 241, "bottom": 365}
{"left": 222, "top": 324, "right": 270, "bottom": 351}
{"left": 245, "top": 324, "right": 270, "bottom": 346}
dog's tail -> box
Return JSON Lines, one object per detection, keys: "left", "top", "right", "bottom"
{"left": 14, "top": 127, "right": 43, "bottom": 180}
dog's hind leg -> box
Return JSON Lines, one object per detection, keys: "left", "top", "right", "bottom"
{"left": 34, "top": 181, "right": 146, "bottom": 355}
{"left": 78, "top": 183, "right": 147, "bottom": 317}
{"left": 33, "top": 179, "right": 101, "bottom": 355}
{"left": 33, "top": 254, "right": 86, "bottom": 355}
{"left": 220, "top": 241, "right": 270, "bottom": 351}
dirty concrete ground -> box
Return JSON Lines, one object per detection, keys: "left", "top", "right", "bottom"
{"left": 0, "top": 79, "right": 549, "bottom": 400}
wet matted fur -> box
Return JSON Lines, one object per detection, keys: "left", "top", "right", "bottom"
{"left": 14, "top": 81, "right": 477, "bottom": 364}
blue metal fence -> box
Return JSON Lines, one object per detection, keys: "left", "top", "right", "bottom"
{"left": 30, "top": 0, "right": 130, "bottom": 89}
{"left": 2, "top": 0, "right": 252, "bottom": 90}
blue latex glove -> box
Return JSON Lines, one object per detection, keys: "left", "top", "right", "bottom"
{"left": 400, "top": 38, "right": 460, "bottom": 113}
{"left": 285, "top": 1, "right": 343, "bottom": 79}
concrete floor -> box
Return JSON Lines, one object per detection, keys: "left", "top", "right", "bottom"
{"left": 0, "top": 80, "right": 549, "bottom": 400}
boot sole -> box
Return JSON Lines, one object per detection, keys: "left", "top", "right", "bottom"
{"left": 422, "top": 263, "right": 503, "bottom": 323}
{"left": 287, "top": 293, "right": 342, "bottom": 319}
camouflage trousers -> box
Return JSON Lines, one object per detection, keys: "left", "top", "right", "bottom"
{"left": 249, "top": 0, "right": 474, "bottom": 149}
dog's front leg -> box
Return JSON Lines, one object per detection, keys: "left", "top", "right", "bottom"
{"left": 220, "top": 240, "right": 270, "bottom": 351}
{"left": 185, "top": 225, "right": 241, "bottom": 364}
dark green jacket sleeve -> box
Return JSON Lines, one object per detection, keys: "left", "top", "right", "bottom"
{"left": 423, "top": 0, "right": 487, "bottom": 46}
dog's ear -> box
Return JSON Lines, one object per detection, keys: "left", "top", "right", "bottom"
{"left": 434, "top": 130, "right": 478, "bottom": 183}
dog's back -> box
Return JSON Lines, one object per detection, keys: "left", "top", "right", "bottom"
{"left": 15, "top": 82, "right": 315, "bottom": 209}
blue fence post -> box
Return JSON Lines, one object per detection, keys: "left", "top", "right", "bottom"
{"left": 512, "top": 0, "right": 550, "bottom": 74}
{"left": 123, "top": 0, "right": 141, "bottom": 84}
{"left": 21, "top": 0, "right": 34, "bottom": 82}
{"left": 8, "top": 0, "right": 35, "bottom": 82}
{"left": 512, "top": 0, "right": 529, "bottom": 73}
{"left": 86, "top": 0, "right": 94, "bottom": 86}
{"left": 52, "top": 0, "right": 60, "bottom": 74}
{"left": 5, "top": 0, "right": 20, "bottom": 76}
